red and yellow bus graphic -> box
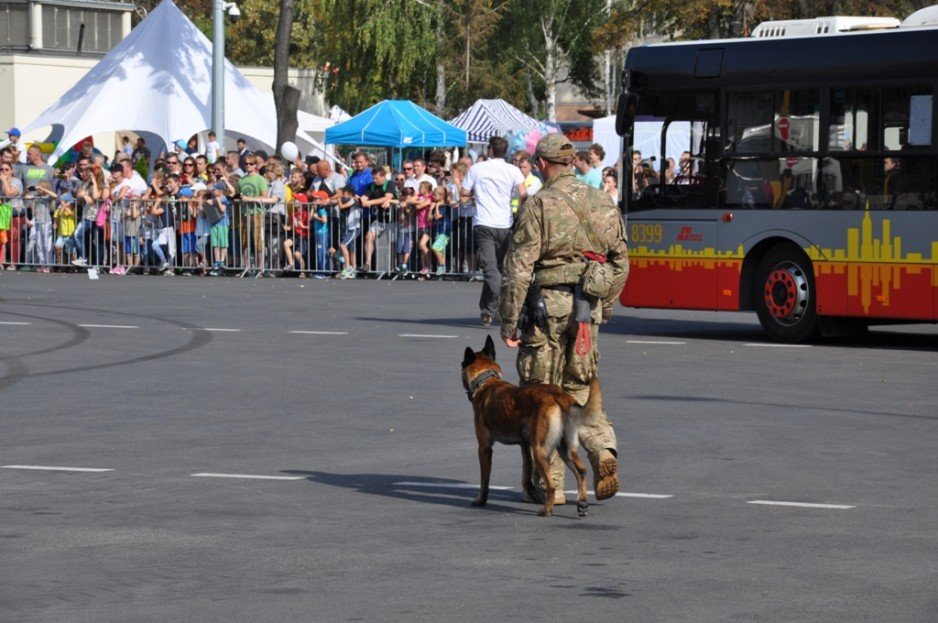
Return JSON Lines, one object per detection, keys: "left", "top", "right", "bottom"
{"left": 625, "top": 212, "right": 938, "bottom": 320}
{"left": 810, "top": 212, "right": 937, "bottom": 319}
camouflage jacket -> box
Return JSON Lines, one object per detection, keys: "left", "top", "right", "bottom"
{"left": 499, "top": 170, "right": 629, "bottom": 338}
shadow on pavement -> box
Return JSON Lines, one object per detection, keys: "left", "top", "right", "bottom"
{"left": 280, "top": 470, "right": 536, "bottom": 515}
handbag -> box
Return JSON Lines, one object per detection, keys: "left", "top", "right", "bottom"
{"left": 95, "top": 200, "right": 110, "bottom": 227}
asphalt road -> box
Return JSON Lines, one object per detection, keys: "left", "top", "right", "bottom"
{"left": 1, "top": 272, "right": 936, "bottom": 622}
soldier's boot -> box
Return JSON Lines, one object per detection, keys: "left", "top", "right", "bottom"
{"left": 521, "top": 453, "right": 566, "bottom": 505}
{"left": 590, "top": 449, "right": 619, "bottom": 501}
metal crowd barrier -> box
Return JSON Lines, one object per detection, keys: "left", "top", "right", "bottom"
{"left": 0, "top": 194, "right": 483, "bottom": 280}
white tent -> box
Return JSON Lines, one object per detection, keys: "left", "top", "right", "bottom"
{"left": 18, "top": 0, "right": 333, "bottom": 164}
{"left": 591, "top": 115, "right": 622, "bottom": 169}
{"left": 593, "top": 114, "right": 692, "bottom": 169}
{"left": 449, "top": 99, "right": 541, "bottom": 143}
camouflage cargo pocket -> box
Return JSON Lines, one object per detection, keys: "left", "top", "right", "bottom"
{"left": 581, "top": 260, "right": 615, "bottom": 299}
{"left": 517, "top": 344, "right": 551, "bottom": 385}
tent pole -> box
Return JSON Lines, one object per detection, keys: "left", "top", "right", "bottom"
{"left": 211, "top": 0, "right": 226, "bottom": 149}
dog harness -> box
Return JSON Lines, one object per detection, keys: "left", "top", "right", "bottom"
{"left": 465, "top": 369, "right": 501, "bottom": 402}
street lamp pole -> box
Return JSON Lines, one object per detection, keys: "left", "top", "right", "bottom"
{"left": 211, "top": 0, "right": 226, "bottom": 150}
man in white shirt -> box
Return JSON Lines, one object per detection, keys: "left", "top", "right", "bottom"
{"left": 205, "top": 131, "right": 222, "bottom": 164}
{"left": 404, "top": 158, "right": 438, "bottom": 192}
{"left": 310, "top": 160, "right": 346, "bottom": 196}
{"left": 461, "top": 136, "right": 526, "bottom": 326}
{"left": 117, "top": 158, "right": 148, "bottom": 197}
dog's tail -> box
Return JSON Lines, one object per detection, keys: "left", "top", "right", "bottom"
{"left": 567, "top": 376, "right": 604, "bottom": 437}
{"left": 578, "top": 375, "right": 603, "bottom": 420}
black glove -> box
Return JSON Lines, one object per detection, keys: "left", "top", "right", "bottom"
{"left": 520, "top": 281, "right": 549, "bottom": 333}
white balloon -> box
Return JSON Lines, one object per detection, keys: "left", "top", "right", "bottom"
{"left": 280, "top": 141, "right": 299, "bottom": 161}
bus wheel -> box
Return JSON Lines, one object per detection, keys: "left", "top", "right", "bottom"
{"left": 754, "top": 244, "right": 819, "bottom": 343}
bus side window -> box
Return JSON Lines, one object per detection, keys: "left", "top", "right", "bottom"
{"left": 724, "top": 92, "right": 773, "bottom": 208}
{"left": 830, "top": 87, "right": 879, "bottom": 151}
{"left": 884, "top": 85, "right": 932, "bottom": 149}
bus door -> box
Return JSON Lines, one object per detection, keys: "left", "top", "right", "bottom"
{"left": 625, "top": 118, "right": 725, "bottom": 310}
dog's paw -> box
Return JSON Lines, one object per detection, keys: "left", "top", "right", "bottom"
{"left": 472, "top": 497, "right": 486, "bottom": 507}
{"left": 577, "top": 500, "right": 589, "bottom": 517}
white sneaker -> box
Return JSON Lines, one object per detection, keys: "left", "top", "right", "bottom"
{"left": 158, "top": 261, "right": 170, "bottom": 272}
{"left": 71, "top": 258, "right": 87, "bottom": 266}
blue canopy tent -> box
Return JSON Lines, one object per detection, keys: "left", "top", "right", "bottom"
{"left": 325, "top": 100, "right": 467, "bottom": 168}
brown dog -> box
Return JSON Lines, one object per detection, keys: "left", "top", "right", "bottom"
{"left": 462, "top": 335, "right": 595, "bottom": 517}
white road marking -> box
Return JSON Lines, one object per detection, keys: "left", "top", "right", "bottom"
{"left": 748, "top": 500, "right": 854, "bottom": 509}
{"left": 398, "top": 334, "right": 459, "bottom": 339}
{"left": 626, "top": 340, "right": 687, "bottom": 345}
{"left": 744, "top": 343, "right": 812, "bottom": 348}
{"left": 77, "top": 324, "right": 140, "bottom": 329}
{"left": 193, "top": 328, "right": 242, "bottom": 332}
{"left": 289, "top": 330, "right": 349, "bottom": 335}
{"left": 0, "top": 321, "right": 32, "bottom": 325}
{"left": 394, "top": 481, "right": 513, "bottom": 491}
{"left": 2, "top": 464, "right": 113, "bottom": 472}
{"left": 614, "top": 492, "right": 673, "bottom": 499}
{"left": 563, "top": 490, "right": 673, "bottom": 499}
{"left": 190, "top": 472, "right": 305, "bottom": 481}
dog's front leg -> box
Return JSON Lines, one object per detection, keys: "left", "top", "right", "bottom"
{"left": 473, "top": 444, "right": 493, "bottom": 506}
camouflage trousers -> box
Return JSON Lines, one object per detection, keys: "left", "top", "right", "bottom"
{"left": 516, "top": 289, "right": 618, "bottom": 489}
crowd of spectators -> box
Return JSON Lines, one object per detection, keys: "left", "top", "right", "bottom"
{"left": 1, "top": 127, "right": 616, "bottom": 281}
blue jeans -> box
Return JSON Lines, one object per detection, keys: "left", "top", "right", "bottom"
{"left": 74, "top": 219, "right": 103, "bottom": 264}
{"left": 314, "top": 230, "right": 329, "bottom": 271}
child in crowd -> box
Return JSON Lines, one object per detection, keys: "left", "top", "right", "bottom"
{"left": 395, "top": 187, "right": 415, "bottom": 275}
{"left": 194, "top": 189, "right": 212, "bottom": 274}
{"left": 429, "top": 185, "right": 451, "bottom": 277}
{"left": 139, "top": 200, "right": 157, "bottom": 270}
{"left": 27, "top": 181, "right": 54, "bottom": 272}
{"left": 122, "top": 196, "right": 141, "bottom": 273}
{"left": 414, "top": 180, "right": 434, "bottom": 278}
{"left": 335, "top": 185, "right": 360, "bottom": 279}
{"left": 284, "top": 192, "right": 309, "bottom": 275}
{"left": 178, "top": 190, "right": 198, "bottom": 269}
{"left": 208, "top": 182, "right": 230, "bottom": 275}
{"left": 52, "top": 192, "right": 78, "bottom": 268}
{"left": 309, "top": 190, "right": 330, "bottom": 277}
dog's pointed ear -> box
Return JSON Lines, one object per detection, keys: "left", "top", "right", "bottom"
{"left": 483, "top": 335, "right": 496, "bottom": 360}
{"left": 462, "top": 347, "right": 476, "bottom": 368}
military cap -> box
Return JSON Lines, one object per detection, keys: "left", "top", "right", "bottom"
{"left": 533, "top": 133, "right": 575, "bottom": 160}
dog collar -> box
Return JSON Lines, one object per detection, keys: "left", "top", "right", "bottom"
{"left": 465, "top": 369, "right": 500, "bottom": 402}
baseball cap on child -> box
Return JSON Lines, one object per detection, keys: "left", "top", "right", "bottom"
{"left": 7, "top": 127, "right": 21, "bottom": 138}
{"left": 310, "top": 190, "right": 330, "bottom": 202}
{"left": 60, "top": 193, "right": 75, "bottom": 203}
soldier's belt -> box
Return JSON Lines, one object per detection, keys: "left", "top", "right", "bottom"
{"left": 541, "top": 284, "right": 575, "bottom": 293}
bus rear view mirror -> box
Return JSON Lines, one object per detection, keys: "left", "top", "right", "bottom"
{"left": 615, "top": 93, "right": 639, "bottom": 136}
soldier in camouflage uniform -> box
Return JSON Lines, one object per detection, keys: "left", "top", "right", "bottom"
{"left": 498, "top": 133, "right": 629, "bottom": 503}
